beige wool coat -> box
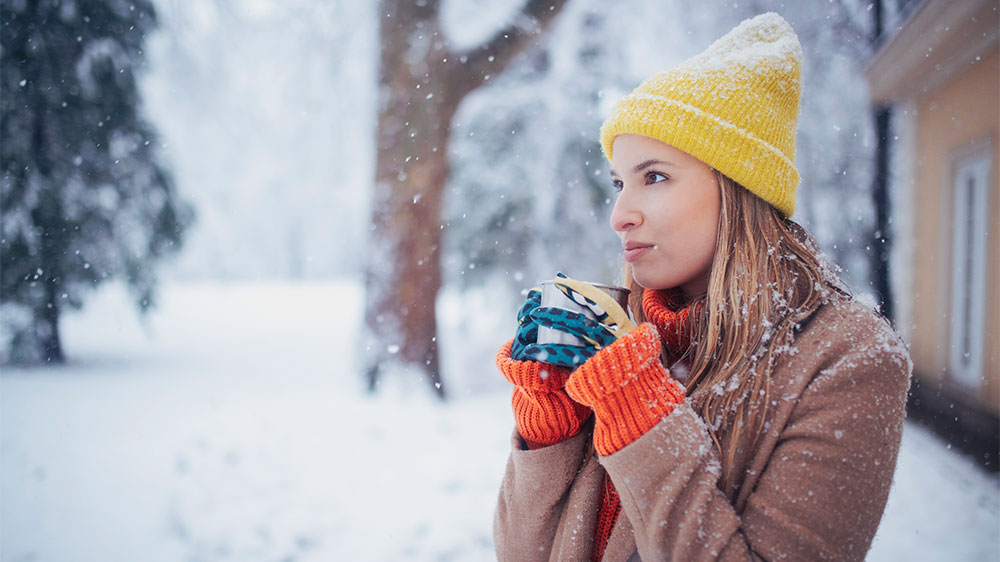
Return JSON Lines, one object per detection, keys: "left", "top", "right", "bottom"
{"left": 494, "top": 294, "right": 911, "bottom": 561}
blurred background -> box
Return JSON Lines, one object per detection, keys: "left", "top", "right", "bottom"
{"left": 1, "top": 0, "right": 997, "bottom": 560}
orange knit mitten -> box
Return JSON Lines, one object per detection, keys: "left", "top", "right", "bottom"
{"left": 496, "top": 340, "right": 591, "bottom": 448}
{"left": 565, "top": 323, "right": 685, "bottom": 455}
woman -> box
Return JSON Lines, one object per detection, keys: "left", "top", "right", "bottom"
{"left": 493, "top": 12, "right": 911, "bottom": 562}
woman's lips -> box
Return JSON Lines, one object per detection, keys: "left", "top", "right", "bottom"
{"left": 623, "top": 242, "right": 655, "bottom": 262}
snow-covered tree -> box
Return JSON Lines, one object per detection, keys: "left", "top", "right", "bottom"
{"left": 364, "top": 0, "right": 570, "bottom": 398}
{"left": 142, "top": 0, "right": 376, "bottom": 281}
{"left": 1, "top": 0, "right": 192, "bottom": 364}
{"left": 444, "top": 1, "right": 627, "bottom": 293}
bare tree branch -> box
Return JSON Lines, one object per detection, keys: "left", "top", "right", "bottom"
{"left": 445, "top": 0, "right": 570, "bottom": 98}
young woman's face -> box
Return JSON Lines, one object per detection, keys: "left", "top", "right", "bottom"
{"left": 609, "top": 134, "right": 721, "bottom": 298}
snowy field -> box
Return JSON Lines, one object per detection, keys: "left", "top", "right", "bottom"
{"left": 1, "top": 281, "right": 997, "bottom": 561}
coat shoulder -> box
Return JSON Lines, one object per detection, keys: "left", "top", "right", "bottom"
{"left": 788, "top": 293, "right": 913, "bottom": 390}
{"left": 795, "top": 295, "right": 909, "bottom": 366}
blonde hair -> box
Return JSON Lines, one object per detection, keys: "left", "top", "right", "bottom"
{"left": 624, "top": 171, "right": 837, "bottom": 497}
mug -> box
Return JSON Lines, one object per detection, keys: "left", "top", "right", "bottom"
{"left": 537, "top": 281, "right": 631, "bottom": 347}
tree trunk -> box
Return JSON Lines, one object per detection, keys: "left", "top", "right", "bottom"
{"left": 40, "top": 279, "right": 64, "bottom": 364}
{"left": 29, "top": 22, "right": 65, "bottom": 365}
{"left": 33, "top": 196, "right": 66, "bottom": 364}
{"left": 870, "top": 6, "right": 894, "bottom": 322}
{"left": 366, "top": 92, "right": 454, "bottom": 397}
{"left": 364, "top": 0, "right": 569, "bottom": 398}
{"left": 871, "top": 106, "right": 894, "bottom": 322}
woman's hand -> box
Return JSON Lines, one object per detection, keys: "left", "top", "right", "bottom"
{"left": 563, "top": 323, "right": 686, "bottom": 456}
{"left": 524, "top": 275, "right": 636, "bottom": 369}
{"left": 510, "top": 287, "right": 542, "bottom": 361}
{"left": 498, "top": 277, "right": 592, "bottom": 448}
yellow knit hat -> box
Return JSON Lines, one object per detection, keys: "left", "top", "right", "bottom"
{"left": 600, "top": 12, "right": 803, "bottom": 217}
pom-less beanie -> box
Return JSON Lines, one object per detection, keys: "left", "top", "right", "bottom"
{"left": 600, "top": 12, "right": 803, "bottom": 217}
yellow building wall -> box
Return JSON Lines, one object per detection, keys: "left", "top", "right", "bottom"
{"left": 912, "top": 48, "right": 999, "bottom": 413}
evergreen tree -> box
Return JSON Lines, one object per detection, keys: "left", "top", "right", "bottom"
{"left": 1, "top": 0, "right": 191, "bottom": 364}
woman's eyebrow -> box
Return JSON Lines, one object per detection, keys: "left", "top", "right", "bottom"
{"left": 634, "top": 159, "right": 674, "bottom": 172}
{"left": 610, "top": 159, "right": 676, "bottom": 179}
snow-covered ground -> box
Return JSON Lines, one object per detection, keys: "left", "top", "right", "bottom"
{"left": 1, "top": 281, "right": 997, "bottom": 561}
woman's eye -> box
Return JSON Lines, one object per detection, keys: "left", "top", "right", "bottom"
{"left": 612, "top": 179, "right": 624, "bottom": 192}
{"left": 645, "top": 171, "right": 668, "bottom": 184}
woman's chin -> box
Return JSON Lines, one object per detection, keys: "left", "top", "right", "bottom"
{"left": 631, "top": 270, "right": 674, "bottom": 292}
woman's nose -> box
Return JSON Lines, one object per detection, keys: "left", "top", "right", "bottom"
{"left": 610, "top": 189, "right": 641, "bottom": 232}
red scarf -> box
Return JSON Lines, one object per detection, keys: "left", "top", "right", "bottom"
{"left": 591, "top": 288, "right": 697, "bottom": 561}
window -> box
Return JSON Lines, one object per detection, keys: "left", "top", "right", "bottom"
{"left": 948, "top": 145, "right": 992, "bottom": 391}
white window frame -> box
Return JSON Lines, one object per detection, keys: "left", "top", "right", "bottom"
{"left": 948, "top": 141, "right": 992, "bottom": 392}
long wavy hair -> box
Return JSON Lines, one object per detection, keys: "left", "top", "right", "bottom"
{"left": 623, "top": 171, "right": 842, "bottom": 496}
